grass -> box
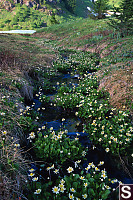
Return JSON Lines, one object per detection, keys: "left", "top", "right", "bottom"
{"left": 75, "top": 0, "right": 122, "bottom": 18}
{"left": 75, "top": 0, "right": 93, "bottom": 18}
{"left": 0, "top": 17, "right": 132, "bottom": 114}
{"left": 0, "top": 0, "right": 122, "bottom": 31}
{"left": 0, "top": 15, "right": 132, "bottom": 199}
{"left": 75, "top": 0, "right": 121, "bottom": 18}
{"left": 108, "top": 0, "right": 121, "bottom": 7}
{"left": 0, "top": 2, "right": 80, "bottom": 31}
{"left": 36, "top": 17, "right": 110, "bottom": 48}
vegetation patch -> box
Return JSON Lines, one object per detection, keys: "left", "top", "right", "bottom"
{"left": 0, "top": 4, "right": 133, "bottom": 198}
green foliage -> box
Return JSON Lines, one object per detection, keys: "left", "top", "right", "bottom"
{"left": 93, "top": 0, "right": 109, "bottom": 19}
{"left": 55, "top": 72, "right": 133, "bottom": 156}
{"left": 34, "top": 128, "right": 85, "bottom": 164}
{"left": 54, "top": 50, "right": 133, "bottom": 156}
{"left": 62, "top": 0, "right": 76, "bottom": 13}
{"left": 0, "top": 11, "right": 132, "bottom": 200}
{"left": 53, "top": 51, "right": 100, "bottom": 74}
{"left": 0, "top": 4, "right": 47, "bottom": 30}
{"left": 109, "top": 0, "right": 133, "bottom": 35}
{"left": 50, "top": 13, "right": 59, "bottom": 25}
{"left": 39, "top": 166, "right": 111, "bottom": 200}
{"left": 108, "top": 0, "right": 121, "bottom": 7}
{"left": 0, "top": 0, "right": 82, "bottom": 30}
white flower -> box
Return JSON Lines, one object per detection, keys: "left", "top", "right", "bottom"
{"left": 75, "top": 112, "right": 78, "bottom": 116}
{"left": 82, "top": 194, "right": 87, "bottom": 199}
{"left": 98, "top": 138, "right": 102, "bottom": 142}
{"left": 67, "top": 167, "right": 74, "bottom": 173}
{"left": 2, "top": 131, "right": 7, "bottom": 135}
{"left": 44, "top": 135, "right": 48, "bottom": 138}
{"left": 85, "top": 165, "right": 91, "bottom": 171}
{"left": 105, "top": 185, "right": 111, "bottom": 189}
{"left": 113, "top": 138, "right": 117, "bottom": 142}
{"left": 34, "top": 189, "right": 41, "bottom": 194}
{"left": 59, "top": 183, "right": 65, "bottom": 189}
{"left": 105, "top": 148, "right": 110, "bottom": 152}
{"left": 50, "top": 127, "right": 53, "bottom": 131}
{"left": 26, "top": 106, "right": 30, "bottom": 110}
{"left": 101, "top": 173, "right": 107, "bottom": 179}
{"left": 98, "top": 161, "right": 104, "bottom": 166}
{"left": 125, "top": 138, "right": 130, "bottom": 142}
{"left": 14, "top": 143, "right": 20, "bottom": 147}
{"left": 82, "top": 151, "right": 86, "bottom": 156}
{"left": 52, "top": 186, "right": 60, "bottom": 194}
{"left": 32, "top": 177, "right": 38, "bottom": 181}
{"left": 84, "top": 183, "right": 88, "bottom": 187}
{"left": 54, "top": 169, "right": 59, "bottom": 174}
{"left": 80, "top": 176, "right": 85, "bottom": 180}
{"left": 1, "top": 112, "right": 5, "bottom": 116}
{"left": 29, "top": 168, "right": 35, "bottom": 172}
{"left": 70, "top": 188, "right": 76, "bottom": 193}
{"left": 28, "top": 132, "right": 35, "bottom": 139}
{"left": 60, "top": 187, "right": 66, "bottom": 193}
{"left": 28, "top": 173, "right": 35, "bottom": 177}
{"left": 60, "top": 179, "right": 65, "bottom": 184}
{"left": 69, "top": 193, "right": 74, "bottom": 199}
{"left": 42, "top": 125, "right": 45, "bottom": 129}
{"left": 46, "top": 164, "right": 54, "bottom": 171}
{"left": 95, "top": 167, "right": 100, "bottom": 171}
{"left": 110, "top": 136, "right": 114, "bottom": 139}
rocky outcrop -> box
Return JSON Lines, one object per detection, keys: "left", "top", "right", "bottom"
{"left": 0, "top": 0, "right": 58, "bottom": 10}
{"left": 20, "top": 83, "right": 33, "bottom": 103}
{"left": 0, "top": 0, "right": 39, "bottom": 10}
{"left": 0, "top": 0, "right": 60, "bottom": 13}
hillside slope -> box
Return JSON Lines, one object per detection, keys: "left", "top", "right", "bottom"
{"left": 0, "top": 0, "right": 122, "bottom": 30}
{"left": 0, "top": 0, "right": 79, "bottom": 30}
{"left": 0, "top": 16, "right": 133, "bottom": 199}
{"left": 1, "top": 16, "right": 132, "bottom": 113}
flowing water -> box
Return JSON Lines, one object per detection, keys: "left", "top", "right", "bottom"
{"left": 32, "top": 70, "right": 133, "bottom": 186}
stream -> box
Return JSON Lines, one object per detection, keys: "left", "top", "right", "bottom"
{"left": 31, "top": 69, "right": 133, "bottom": 186}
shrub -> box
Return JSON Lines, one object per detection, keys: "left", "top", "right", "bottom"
{"left": 109, "top": 0, "right": 133, "bottom": 36}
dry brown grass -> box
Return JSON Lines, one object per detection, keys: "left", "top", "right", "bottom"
{"left": 0, "top": 49, "right": 32, "bottom": 199}
{"left": 98, "top": 65, "right": 133, "bottom": 114}
{"left": 0, "top": 133, "right": 29, "bottom": 200}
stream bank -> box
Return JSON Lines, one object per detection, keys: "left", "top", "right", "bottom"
{"left": 21, "top": 49, "right": 133, "bottom": 199}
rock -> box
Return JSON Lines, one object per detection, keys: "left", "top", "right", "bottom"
{"left": 20, "top": 84, "right": 33, "bottom": 103}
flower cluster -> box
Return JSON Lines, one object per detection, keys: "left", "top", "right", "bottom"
{"left": 50, "top": 162, "right": 113, "bottom": 200}
{"left": 55, "top": 72, "right": 133, "bottom": 156}
{"left": 34, "top": 127, "right": 85, "bottom": 164}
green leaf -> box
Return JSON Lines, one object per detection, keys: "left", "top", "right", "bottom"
{"left": 81, "top": 170, "right": 84, "bottom": 175}
{"left": 73, "top": 182, "right": 78, "bottom": 190}
{"left": 89, "top": 178, "right": 94, "bottom": 182}
{"left": 88, "top": 188, "right": 95, "bottom": 196}
{"left": 101, "top": 190, "right": 110, "bottom": 199}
